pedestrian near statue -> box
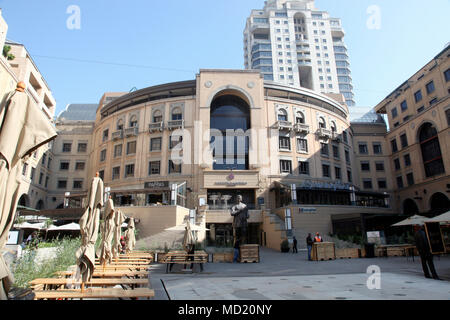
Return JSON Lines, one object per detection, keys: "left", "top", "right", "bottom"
{"left": 306, "top": 233, "right": 314, "bottom": 261}
{"left": 314, "top": 232, "right": 323, "bottom": 243}
{"left": 414, "top": 225, "right": 440, "bottom": 280}
{"left": 292, "top": 236, "right": 298, "bottom": 254}
{"left": 233, "top": 238, "right": 240, "bottom": 263}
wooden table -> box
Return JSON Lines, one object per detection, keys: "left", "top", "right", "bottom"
{"left": 34, "top": 288, "right": 154, "bottom": 300}
{"left": 164, "top": 251, "right": 208, "bottom": 273}
{"left": 30, "top": 278, "right": 149, "bottom": 290}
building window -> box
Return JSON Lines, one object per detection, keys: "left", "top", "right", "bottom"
{"left": 429, "top": 98, "right": 438, "bottom": 106}
{"left": 99, "top": 170, "right": 104, "bottom": 181}
{"left": 322, "top": 164, "right": 330, "bottom": 178}
{"left": 320, "top": 143, "right": 329, "bottom": 157}
{"left": 102, "top": 129, "right": 109, "bottom": 142}
{"left": 47, "top": 157, "right": 52, "bottom": 170}
{"left": 129, "top": 115, "right": 138, "bottom": 128}
{"left": 342, "top": 131, "right": 348, "bottom": 143}
{"left": 394, "top": 158, "right": 401, "bottom": 171}
{"left": 73, "top": 180, "right": 83, "bottom": 190}
{"left": 417, "top": 106, "right": 425, "bottom": 113}
{"left": 391, "top": 139, "right": 398, "bottom": 153}
{"left": 57, "top": 180, "right": 67, "bottom": 189}
{"left": 295, "top": 112, "right": 305, "bottom": 124}
{"left": 169, "top": 160, "right": 182, "bottom": 174}
{"left": 279, "top": 136, "right": 291, "bottom": 150}
{"left": 149, "top": 161, "right": 161, "bottom": 176}
{"left": 127, "top": 141, "right": 137, "bottom": 155}
{"left": 347, "top": 170, "right": 352, "bottom": 183}
{"left": 404, "top": 154, "right": 411, "bottom": 167}
{"left": 77, "top": 143, "right": 87, "bottom": 153}
{"left": 41, "top": 153, "right": 47, "bottom": 166}
{"left": 378, "top": 180, "right": 387, "bottom": 189}
{"left": 39, "top": 173, "right": 44, "bottom": 185}
{"left": 280, "top": 160, "right": 292, "bottom": 174}
{"left": 153, "top": 110, "right": 163, "bottom": 123}
{"left": 335, "top": 167, "right": 341, "bottom": 180}
{"left": 445, "top": 68, "right": 450, "bottom": 82}
{"left": 125, "top": 164, "right": 135, "bottom": 178}
{"left": 117, "top": 119, "right": 124, "bottom": 131}
{"left": 277, "top": 109, "right": 288, "bottom": 121}
{"left": 375, "top": 162, "right": 385, "bottom": 172}
{"left": 150, "top": 137, "right": 162, "bottom": 151}
{"left": 297, "top": 138, "right": 308, "bottom": 153}
{"left": 318, "top": 117, "right": 326, "bottom": 129}
{"left": 344, "top": 150, "right": 350, "bottom": 164}
{"left": 391, "top": 108, "right": 398, "bottom": 119}
{"left": 361, "top": 162, "right": 370, "bottom": 172}
{"left": 169, "top": 136, "right": 183, "bottom": 150}
{"left": 100, "top": 149, "right": 107, "bottom": 162}
{"left": 400, "top": 100, "right": 408, "bottom": 112}
{"left": 419, "top": 123, "right": 445, "bottom": 177}
{"left": 112, "top": 167, "right": 120, "bottom": 180}
{"left": 114, "top": 144, "right": 122, "bottom": 158}
{"left": 446, "top": 109, "right": 450, "bottom": 126}
{"left": 400, "top": 134, "right": 408, "bottom": 149}
{"left": 406, "top": 173, "right": 415, "bottom": 186}
{"left": 30, "top": 167, "right": 35, "bottom": 182}
{"left": 373, "top": 143, "right": 382, "bottom": 155}
{"left": 62, "top": 143, "right": 72, "bottom": 153}
{"left": 397, "top": 176, "right": 404, "bottom": 189}
{"left": 363, "top": 179, "right": 373, "bottom": 190}
{"left": 75, "top": 162, "right": 85, "bottom": 171}
{"left": 60, "top": 162, "right": 70, "bottom": 171}
{"left": 45, "top": 176, "right": 49, "bottom": 188}
{"left": 426, "top": 81, "right": 435, "bottom": 94}
{"left": 332, "top": 145, "right": 340, "bottom": 159}
{"left": 358, "top": 143, "right": 368, "bottom": 154}
{"left": 414, "top": 90, "right": 422, "bottom": 103}
{"left": 299, "top": 161, "right": 309, "bottom": 175}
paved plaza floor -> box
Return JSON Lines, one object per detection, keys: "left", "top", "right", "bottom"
{"left": 148, "top": 248, "right": 450, "bottom": 300}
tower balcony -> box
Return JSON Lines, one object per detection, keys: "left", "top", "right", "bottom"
{"left": 149, "top": 122, "right": 164, "bottom": 133}
{"left": 293, "top": 123, "right": 310, "bottom": 134}
{"left": 274, "top": 120, "right": 293, "bottom": 131}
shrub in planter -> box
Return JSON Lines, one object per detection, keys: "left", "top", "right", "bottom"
{"left": 280, "top": 239, "right": 290, "bottom": 253}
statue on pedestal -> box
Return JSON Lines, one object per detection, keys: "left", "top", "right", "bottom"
{"left": 230, "top": 195, "right": 249, "bottom": 245}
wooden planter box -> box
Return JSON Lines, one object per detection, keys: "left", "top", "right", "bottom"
{"left": 311, "top": 242, "right": 335, "bottom": 261}
{"left": 335, "top": 248, "right": 361, "bottom": 259}
{"left": 240, "top": 244, "right": 260, "bottom": 263}
{"left": 156, "top": 253, "right": 168, "bottom": 263}
{"left": 213, "top": 252, "right": 233, "bottom": 263}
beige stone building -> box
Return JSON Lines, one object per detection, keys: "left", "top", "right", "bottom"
{"left": 375, "top": 44, "right": 450, "bottom": 216}
{"left": 0, "top": 9, "right": 7, "bottom": 50}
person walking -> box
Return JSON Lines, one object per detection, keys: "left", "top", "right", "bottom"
{"left": 292, "top": 236, "right": 298, "bottom": 254}
{"left": 414, "top": 225, "right": 439, "bottom": 280}
{"left": 306, "top": 233, "right": 314, "bottom": 261}
{"left": 314, "top": 232, "right": 323, "bottom": 243}
{"left": 233, "top": 238, "right": 240, "bottom": 263}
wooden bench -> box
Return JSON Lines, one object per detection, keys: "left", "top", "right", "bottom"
{"left": 55, "top": 270, "right": 149, "bottom": 279}
{"left": 34, "top": 288, "right": 154, "bottom": 300}
{"left": 164, "top": 251, "right": 208, "bottom": 273}
{"left": 30, "top": 278, "right": 149, "bottom": 290}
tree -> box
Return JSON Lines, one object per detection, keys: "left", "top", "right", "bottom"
{"left": 2, "top": 45, "right": 15, "bottom": 60}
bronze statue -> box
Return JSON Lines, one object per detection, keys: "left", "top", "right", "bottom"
{"left": 230, "top": 195, "right": 249, "bottom": 244}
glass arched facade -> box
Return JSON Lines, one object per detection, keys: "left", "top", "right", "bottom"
{"left": 210, "top": 95, "right": 250, "bottom": 170}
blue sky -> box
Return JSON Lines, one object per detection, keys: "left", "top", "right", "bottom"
{"left": 1, "top": 0, "right": 449, "bottom": 116}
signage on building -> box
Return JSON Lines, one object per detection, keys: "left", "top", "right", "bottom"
{"left": 144, "top": 181, "right": 169, "bottom": 190}
{"left": 299, "top": 208, "right": 317, "bottom": 214}
{"left": 214, "top": 182, "right": 248, "bottom": 187}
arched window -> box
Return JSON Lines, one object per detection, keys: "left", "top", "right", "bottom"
{"left": 153, "top": 110, "right": 162, "bottom": 123}
{"left": 211, "top": 95, "right": 251, "bottom": 170}
{"left": 419, "top": 123, "right": 445, "bottom": 177}
{"left": 330, "top": 121, "right": 337, "bottom": 132}
{"left": 278, "top": 109, "right": 288, "bottom": 122}
{"left": 172, "top": 108, "right": 183, "bottom": 121}
{"left": 318, "top": 117, "right": 326, "bottom": 129}
{"left": 117, "top": 119, "right": 124, "bottom": 131}
{"left": 296, "top": 111, "right": 305, "bottom": 124}
{"left": 129, "top": 115, "right": 138, "bottom": 128}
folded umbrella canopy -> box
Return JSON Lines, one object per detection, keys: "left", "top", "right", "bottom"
{"left": 98, "top": 198, "right": 115, "bottom": 266}
{"left": 75, "top": 176, "right": 104, "bottom": 284}
{"left": 0, "top": 83, "right": 57, "bottom": 300}
{"left": 112, "top": 210, "right": 126, "bottom": 259}
{"left": 182, "top": 220, "right": 196, "bottom": 252}
{"left": 124, "top": 218, "right": 136, "bottom": 253}
{"left": 391, "top": 215, "right": 429, "bottom": 227}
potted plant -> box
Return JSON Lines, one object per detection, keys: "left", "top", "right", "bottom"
{"left": 280, "top": 239, "right": 290, "bottom": 253}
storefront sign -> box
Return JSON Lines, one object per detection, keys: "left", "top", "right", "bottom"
{"left": 299, "top": 208, "right": 317, "bottom": 214}
{"left": 145, "top": 181, "right": 169, "bottom": 190}
{"left": 214, "top": 182, "right": 248, "bottom": 187}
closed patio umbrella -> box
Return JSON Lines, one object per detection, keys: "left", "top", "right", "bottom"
{"left": 0, "top": 82, "right": 57, "bottom": 300}
{"left": 182, "top": 220, "right": 196, "bottom": 252}
{"left": 391, "top": 215, "right": 429, "bottom": 227}
{"left": 98, "top": 197, "right": 115, "bottom": 266}
{"left": 112, "top": 210, "right": 126, "bottom": 259}
{"left": 124, "top": 218, "right": 136, "bottom": 253}
{"left": 75, "top": 174, "right": 104, "bottom": 285}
